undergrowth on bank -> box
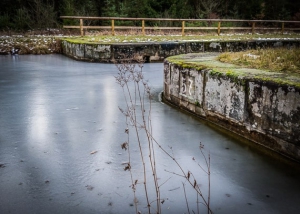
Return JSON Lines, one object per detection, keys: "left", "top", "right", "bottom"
{"left": 218, "top": 48, "right": 300, "bottom": 74}
{"left": 1, "top": 31, "right": 299, "bottom": 54}
{"left": 0, "top": 36, "right": 61, "bottom": 54}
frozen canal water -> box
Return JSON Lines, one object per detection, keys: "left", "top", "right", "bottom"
{"left": 0, "top": 54, "right": 300, "bottom": 214}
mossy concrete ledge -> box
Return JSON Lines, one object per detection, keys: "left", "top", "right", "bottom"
{"left": 163, "top": 53, "right": 300, "bottom": 162}
{"left": 61, "top": 39, "right": 300, "bottom": 62}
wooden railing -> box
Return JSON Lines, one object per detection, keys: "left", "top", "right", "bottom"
{"left": 60, "top": 16, "right": 300, "bottom": 36}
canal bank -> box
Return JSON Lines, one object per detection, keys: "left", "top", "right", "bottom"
{"left": 163, "top": 52, "right": 300, "bottom": 162}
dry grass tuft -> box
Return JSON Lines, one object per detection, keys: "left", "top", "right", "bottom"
{"left": 218, "top": 48, "right": 300, "bottom": 74}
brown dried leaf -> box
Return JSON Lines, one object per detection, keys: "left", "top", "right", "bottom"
{"left": 124, "top": 163, "right": 131, "bottom": 171}
{"left": 121, "top": 142, "right": 128, "bottom": 150}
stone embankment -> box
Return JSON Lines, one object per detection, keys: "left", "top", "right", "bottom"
{"left": 61, "top": 39, "right": 300, "bottom": 62}
{"left": 163, "top": 53, "right": 300, "bottom": 161}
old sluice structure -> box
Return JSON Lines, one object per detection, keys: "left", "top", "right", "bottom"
{"left": 62, "top": 39, "right": 299, "bottom": 62}
{"left": 62, "top": 39, "right": 300, "bottom": 161}
{"left": 163, "top": 53, "right": 300, "bottom": 162}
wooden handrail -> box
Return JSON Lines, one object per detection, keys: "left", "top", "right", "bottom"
{"left": 60, "top": 16, "right": 300, "bottom": 36}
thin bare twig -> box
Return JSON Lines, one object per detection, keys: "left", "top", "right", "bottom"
{"left": 183, "top": 182, "right": 191, "bottom": 214}
{"left": 115, "top": 56, "right": 213, "bottom": 214}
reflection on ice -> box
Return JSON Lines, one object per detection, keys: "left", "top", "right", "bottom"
{"left": 28, "top": 86, "right": 49, "bottom": 148}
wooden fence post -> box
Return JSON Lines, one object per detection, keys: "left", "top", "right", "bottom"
{"left": 111, "top": 19, "right": 115, "bottom": 36}
{"left": 217, "top": 22, "right": 221, "bottom": 36}
{"left": 80, "top": 19, "right": 84, "bottom": 36}
{"left": 59, "top": 16, "right": 300, "bottom": 36}
{"left": 142, "top": 20, "right": 145, "bottom": 36}
{"left": 252, "top": 22, "right": 255, "bottom": 35}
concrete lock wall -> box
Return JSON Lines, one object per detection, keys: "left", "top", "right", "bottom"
{"left": 61, "top": 40, "right": 300, "bottom": 62}
{"left": 61, "top": 39, "right": 300, "bottom": 161}
{"left": 163, "top": 57, "right": 300, "bottom": 161}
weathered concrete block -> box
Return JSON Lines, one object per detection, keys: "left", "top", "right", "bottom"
{"left": 159, "top": 42, "right": 185, "bottom": 58}
{"left": 205, "top": 72, "right": 246, "bottom": 122}
{"left": 248, "top": 82, "right": 300, "bottom": 144}
{"left": 186, "top": 42, "right": 204, "bottom": 53}
{"left": 85, "top": 45, "right": 93, "bottom": 59}
{"left": 93, "top": 44, "right": 111, "bottom": 61}
{"left": 170, "top": 66, "right": 181, "bottom": 97}
{"left": 75, "top": 43, "right": 85, "bottom": 58}
{"left": 224, "top": 41, "right": 252, "bottom": 52}
{"left": 62, "top": 39, "right": 300, "bottom": 63}
{"left": 164, "top": 53, "right": 300, "bottom": 161}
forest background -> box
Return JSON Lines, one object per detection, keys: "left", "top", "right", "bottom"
{"left": 0, "top": 0, "right": 300, "bottom": 31}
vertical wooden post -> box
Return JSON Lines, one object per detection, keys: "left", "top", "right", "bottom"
{"left": 252, "top": 22, "right": 255, "bottom": 35}
{"left": 111, "top": 19, "right": 115, "bottom": 36}
{"left": 80, "top": 19, "right": 84, "bottom": 37}
{"left": 182, "top": 21, "right": 185, "bottom": 36}
{"left": 142, "top": 20, "right": 145, "bottom": 36}
{"left": 281, "top": 22, "right": 284, "bottom": 34}
{"left": 217, "top": 21, "right": 221, "bottom": 36}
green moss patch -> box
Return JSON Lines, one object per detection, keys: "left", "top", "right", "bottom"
{"left": 61, "top": 33, "right": 300, "bottom": 44}
{"left": 167, "top": 53, "right": 300, "bottom": 88}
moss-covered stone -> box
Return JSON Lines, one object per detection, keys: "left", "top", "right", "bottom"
{"left": 164, "top": 52, "right": 300, "bottom": 161}
{"left": 167, "top": 53, "right": 300, "bottom": 89}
